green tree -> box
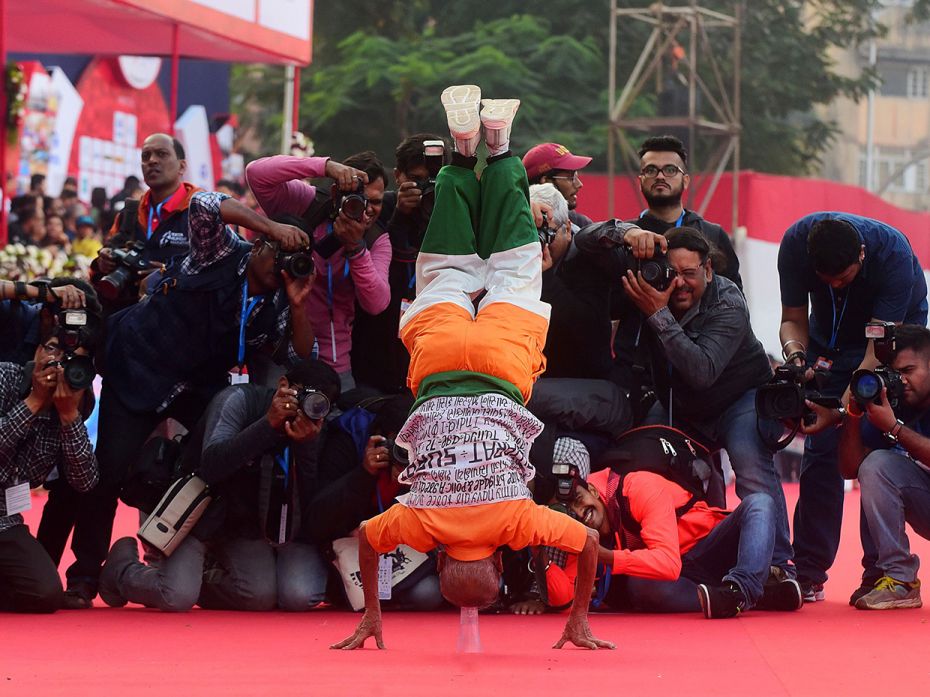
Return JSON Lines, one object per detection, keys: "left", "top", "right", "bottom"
{"left": 231, "top": 1, "right": 885, "bottom": 175}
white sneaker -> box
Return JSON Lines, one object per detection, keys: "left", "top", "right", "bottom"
{"left": 441, "top": 85, "right": 481, "bottom": 141}
{"left": 480, "top": 99, "right": 520, "bottom": 152}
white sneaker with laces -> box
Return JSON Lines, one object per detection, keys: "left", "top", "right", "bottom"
{"left": 441, "top": 85, "right": 481, "bottom": 156}
{"left": 480, "top": 99, "right": 520, "bottom": 156}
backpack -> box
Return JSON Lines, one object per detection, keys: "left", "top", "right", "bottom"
{"left": 594, "top": 425, "right": 726, "bottom": 536}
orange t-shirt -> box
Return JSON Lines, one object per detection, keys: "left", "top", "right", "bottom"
{"left": 364, "top": 498, "right": 588, "bottom": 561}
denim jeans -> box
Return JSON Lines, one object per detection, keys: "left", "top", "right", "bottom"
{"left": 625, "top": 492, "right": 777, "bottom": 610}
{"left": 648, "top": 388, "right": 794, "bottom": 576}
{"left": 118, "top": 537, "right": 329, "bottom": 612}
{"left": 857, "top": 449, "right": 930, "bottom": 585}
{"left": 793, "top": 345, "right": 863, "bottom": 585}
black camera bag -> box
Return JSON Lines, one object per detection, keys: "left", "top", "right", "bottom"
{"left": 594, "top": 425, "right": 726, "bottom": 535}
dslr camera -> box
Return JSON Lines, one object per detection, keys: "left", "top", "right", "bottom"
{"left": 49, "top": 307, "right": 96, "bottom": 390}
{"left": 849, "top": 322, "right": 905, "bottom": 409}
{"left": 631, "top": 245, "right": 677, "bottom": 291}
{"left": 333, "top": 177, "right": 369, "bottom": 223}
{"left": 417, "top": 140, "right": 446, "bottom": 220}
{"left": 380, "top": 436, "right": 410, "bottom": 467}
{"left": 552, "top": 461, "right": 582, "bottom": 505}
{"left": 755, "top": 363, "right": 824, "bottom": 424}
{"left": 274, "top": 246, "right": 314, "bottom": 278}
{"left": 537, "top": 211, "right": 557, "bottom": 247}
{"left": 95, "top": 241, "right": 149, "bottom": 301}
{"left": 295, "top": 387, "right": 332, "bottom": 420}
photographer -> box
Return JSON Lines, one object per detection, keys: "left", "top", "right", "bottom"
{"left": 620, "top": 226, "right": 794, "bottom": 579}
{"left": 826, "top": 324, "right": 930, "bottom": 610}
{"left": 0, "top": 314, "right": 99, "bottom": 612}
{"left": 553, "top": 466, "right": 801, "bottom": 618}
{"left": 0, "top": 279, "right": 87, "bottom": 364}
{"left": 778, "top": 213, "right": 928, "bottom": 601}
{"left": 98, "top": 360, "right": 340, "bottom": 612}
{"left": 56, "top": 192, "right": 316, "bottom": 608}
{"left": 352, "top": 134, "right": 449, "bottom": 394}
{"left": 92, "top": 134, "right": 197, "bottom": 312}
{"left": 246, "top": 151, "right": 391, "bottom": 391}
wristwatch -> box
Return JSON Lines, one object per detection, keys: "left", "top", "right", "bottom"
{"left": 884, "top": 419, "right": 905, "bottom": 443}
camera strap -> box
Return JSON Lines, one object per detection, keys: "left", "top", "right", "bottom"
{"left": 237, "top": 280, "right": 262, "bottom": 374}
{"left": 639, "top": 210, "right": 685, "bottom": 228}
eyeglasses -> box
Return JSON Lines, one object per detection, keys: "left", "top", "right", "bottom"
{"left": 673, "top": 262, "right": 708, "bottom": 281}
{"left": 549, "top": 172, "right": 581, "bottom": 185}
{"left": 640, "top": 164, "right": 686, "bottom": 179}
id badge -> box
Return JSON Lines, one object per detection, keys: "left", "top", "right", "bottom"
{"left": 814, "top": 356, "right": 833, "bottom": 372}
{"left": 229, "top": 372, "right": 250, "bottom": 385}
{"left": 378, "top": 555, "right": 393, "bottom": 600}
{"left": 4, "top": 481, "right": 31, "bottom": 516}
{"left": 398, "top": 299, "right": 413, "bottom": 338}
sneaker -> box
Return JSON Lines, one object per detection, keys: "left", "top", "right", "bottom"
{"left": 479, "top": 99, "right": 520, "bottom": 153}
{"left": 848, "top": 584, "right": 873, "bottom": 606}
{"left": 854, "top": 576, "right": 922, "bottom": 610}
{"left": 800, "top": 581, "right": 825, "bottom": 602}
{"left": 98, "top": 537, "right": 140, "bottom": 608}
{"left": 441, "top": 85, "right": 481, "bottom": 155}
{"left": 697, "top": 582, "right": 746, "bottom": 619}
{"left": 756, "top": 577, "right": 803, "bottom": 612}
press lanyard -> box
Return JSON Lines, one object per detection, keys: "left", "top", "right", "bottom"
{"left": 276, "top": 447, "right": 290, "bottom": 489}
{"left": 827, "top": 287, "right": 850, "bottom": 351}
{"left": 640, "top": 209, "right": 685, "bottom": 228}
{"left": 238, "top": 280, "right": 261, "bottom": 373}
{"left": 325, "top": 257, "right": 349, "bottom": 362}
{"left": 591, "top": 564, "right": 612, "bottom": 608}
{"left": 146, "top": 198, "right": 168, "bottom": 239}
{"left": 375, "top": 482, "right": 386, "bottom": 514}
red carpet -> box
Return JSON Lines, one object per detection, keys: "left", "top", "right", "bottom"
{"left": 7, "top": 484, "right": 930, "bottom": 696}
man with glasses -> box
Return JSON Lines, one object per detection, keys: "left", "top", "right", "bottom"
{"left": 631, "top": 135, "right": 741, "bottom": 289}
{"left": 0, "top": 319, "right": 99, "bottom": 612}
{"left": 778, "top": 213, "right": 928, "bottom": 602}
{"left": 621, "top": 226, "right": 795, "bottom": 587}
{"left": 523, "top": 143, "right": 594, "bottom": 228}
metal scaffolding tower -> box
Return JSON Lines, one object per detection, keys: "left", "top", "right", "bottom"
{"left": 607, "top": 1, "right": 742, "bottom": 231}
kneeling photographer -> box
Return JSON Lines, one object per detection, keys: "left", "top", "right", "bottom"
{"left": 0, "top": 298, "right": 101, "bottom": 612}
{"left": 97, "top": 359, "right": 340, "bottom": 612}
{"left": 620, "top": 226, "right": 794, "bottom": 580}
{"left": 808, "top": 323, "right": 930, "bottom": 610}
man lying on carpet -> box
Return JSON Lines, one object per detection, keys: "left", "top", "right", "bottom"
{"left": 546, "top": 459, "right": 804, "bottom": 619}
{"left": 332, "top": 84, "right": 662, "bottom": 650}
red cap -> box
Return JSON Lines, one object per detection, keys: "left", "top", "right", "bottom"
{"left": 522, "top": 143, "right": 592, "bottom": 181}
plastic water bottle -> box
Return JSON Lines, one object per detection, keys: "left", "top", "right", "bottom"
{"left": 456, "top": 606, "right": 482, "bottom": 653}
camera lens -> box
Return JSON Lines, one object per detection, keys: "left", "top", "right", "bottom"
{"left": 63, "top": 355, "right": 95, "bottom": 390}
{"left": 340, "top": 194, "right": 367, "bottom": 222}
{"left": 640, "top": 260, "right": 661, "bottom": 284}
{"left": 852, "top": 371, "right": 882, "bottom": 401}
{"left": 298, "top": 389, "right": 331, "bottom": 420}
{"left": 96, "top": 266, "right": 132, "bottom": 301}
{"left": 288, "top": 252, "right": 314, "bottom": 278}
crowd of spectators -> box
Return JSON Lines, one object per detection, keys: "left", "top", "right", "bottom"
{"left": 2, "top": 105, "right": 929, "bottom": 623}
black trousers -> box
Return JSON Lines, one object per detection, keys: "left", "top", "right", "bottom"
{"left": 37, "top": 381, "right": 207, "bottom": 593}
{"left": 0, "top": 524, "right": 63, "bottom": 612}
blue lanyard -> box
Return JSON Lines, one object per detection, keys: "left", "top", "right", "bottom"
{"left": 276, "top": 447, "right": 290, "bottom": 488}
{"left": 325, "top": 260, "right": 351, "bottom": 309}
{"left": 827, "top": 287, "right": 850, "bottom": 351}
{"left": 407, "top": 264, "right": 416, "bottom": 290}
{"left": 146, "top": 198, "right": 168, "bottom": 239}
{"left": 375, "top": 483, "right": 385, "bottom": 514}
{"left": 640, "top": 209, "right": 685, "bottom": 228}
{"left": 238, "top": 280, "right": 261, "bottom": 372}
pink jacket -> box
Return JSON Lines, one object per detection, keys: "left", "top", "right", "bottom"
{"left": 245, "top": 155, "right": 391, "bottom": 374}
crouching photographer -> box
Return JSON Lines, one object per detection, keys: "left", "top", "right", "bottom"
{"left": 96, "top": 359, "right": 340, "bottom": 612}
{"left": 0, "top": 295, "right": 101, "bottom": 612}
{"left": 619, "top": 226, "right": 795, "bottom": 580}
{"left": 807, "top": 323, "right": 930, "bottom": 611}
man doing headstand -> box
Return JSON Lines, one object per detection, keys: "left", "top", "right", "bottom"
{"left": 332, "top": 85, "right": 621, "bottom": 651}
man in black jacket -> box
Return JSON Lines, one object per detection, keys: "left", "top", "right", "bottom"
{"left": 98, "top": 360, "right": 339, "bottom": 612}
